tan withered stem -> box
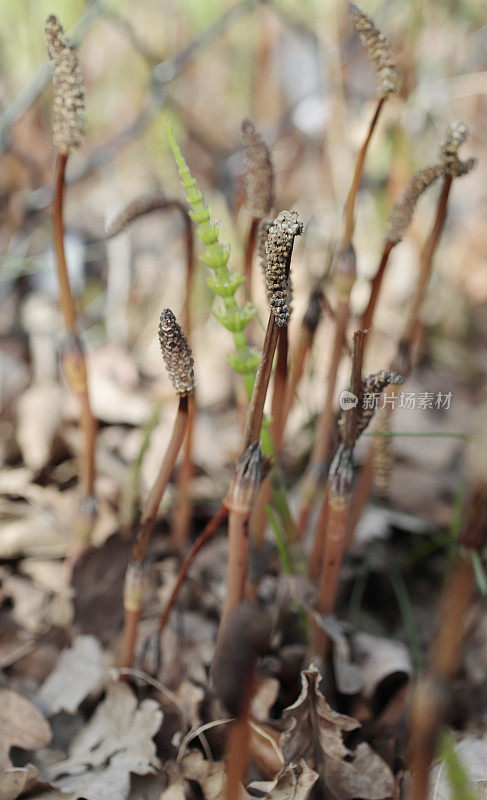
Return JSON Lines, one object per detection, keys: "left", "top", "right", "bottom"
{"left": 241, "top": 120, "right": 274, "bottom": 304}
{"left": 120, "top": 310, "right": 194, "bottom": 672}
{"left": 45, "top": 17, "right": 96, "bottom": 562}
{"left": 297, "top": 245, "right": 356, "bottom": 539}
{"left": 408, "top": 488, "right": 487, "bottom": 800}
{"left": 108, "top": 194, "right": 197, "bottom": 551}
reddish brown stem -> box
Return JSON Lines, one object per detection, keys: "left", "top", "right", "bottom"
{"left": 342, "top": 97, "right": 385, "bottom": 247}
{"left": 53, "top": 153, "right": 97, "bottom": 555}
{"left": 107, "top": 194, "right": 196, "bottom": 552}
{"left": 312, "top": 493, "right": 349, "bottom": 659}
{"left": 401, "top": 176, "right": 452, "bottom": 350}
{"left": 360, "top": 239, "right": 394, "bottom": 332}
{"left": 297, "top": 299, "right": 349, "bottom": 539}
{"left": 172, "top": 396, "right": 195, "bottom": 553}
{"left": 244, "top": 216, "right": 260, "bottom": 304}
{"left": 132, "top": 396, "right": 191, "bottom": 563}
{"left": 222, "top": 509, "right": 251, "bottom": 625}
{"left": 120, "top": 394, "right": 192, "bottom": 672}
{"left": 119, "top": 608, "right": 142, "bottom": 673}
{"left": 282, "top": 326, "right": 311, "bottom": 428}
{"left": 251, "top": 327, "right": 288, "bottom": 549}
{"left": 312, "top": 332, "right": 365, "bottom": 660}
{"left": 348, "top": 176, "right": 454, "bottom": 545}
{"left": 408, "top": 487, "right": 487, "bottom": 800}
{"left": 53, "top": 154, "right": 77, "bottom": 333}
{"left": 225, "top": 687, "right": 252, "bottom": 800}
{"left": 158, "top": 503, "right": 228, "bottom": 635}
{"left": 270, "top": 327, "right": 288, "bottom": 449}
{"left": 346, "top": 447, "right": 374, "bottom": 547}
{"left": 243, "top": 313, "right": 280, "bottom": 452}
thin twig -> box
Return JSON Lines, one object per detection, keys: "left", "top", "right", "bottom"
{"left": 157, "top": 504, "right": 228, "bottom": 636}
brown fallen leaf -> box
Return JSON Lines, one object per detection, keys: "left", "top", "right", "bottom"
{"left": 47, "top": 681, "right": 162, "bottom": 800}
{"left": 280, "top": 664, "right": 360, "bottom": 765}
{"left": 249, "top": 760, "right": 318, "bottom": 799}
{"left": 280, "top": 665, "right": 395, "bottom": 800}
{"left": 36, "top": 636, "right": 104, "bottom": 716}
{"left": 0, "top": 689, "right": 52, "bottom": 770}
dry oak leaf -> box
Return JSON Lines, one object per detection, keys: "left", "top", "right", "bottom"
{"left": 280, "top": 666, "right": 395, "bottom": 800}
{"left": 47, "top": 681, "right": 162, "bottom": 800}
{"left": 249, "top": 760, "right": 319, "bottom": 799}
{"left": 280, "top": 664, "right": 360, "bottom": 765}
{"left": 36, "top": 636, "right": 104, "bottom": 716}
{"left": 0, "top": 689, "right": 51, "bottom": 771}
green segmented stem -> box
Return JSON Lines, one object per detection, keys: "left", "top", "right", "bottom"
{"left": 167, "top": 122, "right": 258, "bottom": 399}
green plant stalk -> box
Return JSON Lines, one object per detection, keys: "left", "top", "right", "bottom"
{"left": 167, "top": 122, "right": 258, "bottom": 400}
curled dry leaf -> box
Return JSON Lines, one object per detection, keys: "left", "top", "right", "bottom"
{"left": 47, "top": 681, "right": 162, "bottom": 800}
{"left": 0, "top": 689, "right": 52, "bottom": 770}
{"left": 249, "top": 760, "right": 319, "bottom": 799}
{"left": 280, "top": 666, "right": 395, "bottom": 800}
{"left": 36, "top": 636, "right": 104, "bottom": 716}
{"left": 280, "top": 664, "right": 360, "bottom": 765}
